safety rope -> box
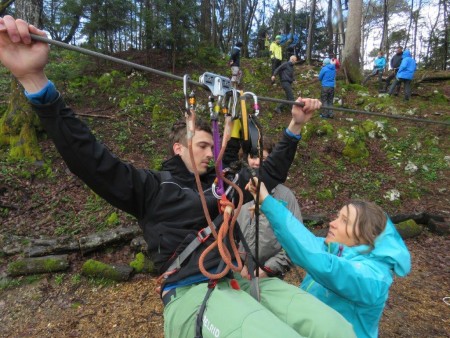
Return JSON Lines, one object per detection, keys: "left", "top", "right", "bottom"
{"left": 29, "top": 34, "right": 450, "bottom": 127}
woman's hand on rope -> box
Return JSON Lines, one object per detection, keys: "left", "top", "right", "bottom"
{"left": 288, "top": 97, "right": 321, "bottom": 135}
{"left": 245, "top": 178, "right": 269, "bottom": 204}
{"left": 0, "top": 15, "right": 49, "bottom": 93}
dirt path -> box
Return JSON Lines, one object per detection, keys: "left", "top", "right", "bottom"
{"left": 0, "top": 231, "right": 448, "bottom": 338}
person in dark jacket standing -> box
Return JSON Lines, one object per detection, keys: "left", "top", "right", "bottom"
{"left": 388, "top": 49, "right": 416, "bottom": 101}
{"left": 0, "top": 16, "right": 356, "bottom": 338}
{"left": 318, "top": 58, "right": 336, "bottom": 118}
{"left": 229, "top": 41, "right": 243, "bottom": 87}
{"left": 383, "top": 46, "right": 403, "bottom": 93}
{"left": 271, "top": 55, "right": 297, "bottom": 114}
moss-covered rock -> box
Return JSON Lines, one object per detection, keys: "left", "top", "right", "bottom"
{"left": 129, "top": 252, "right": 154, "bottom": 273}
{"left": 342, "top": 139, "right": 369, "bottom": 164}
{"left": 395, "top": 219, "right": 423, "bottom": 239}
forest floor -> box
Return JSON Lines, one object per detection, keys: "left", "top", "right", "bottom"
{"left": 0, "top": 53, "right": 449, "bottom": 337}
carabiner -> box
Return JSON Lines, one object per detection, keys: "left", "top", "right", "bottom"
{"left": 243, "top": 91, "right": 259, "bottom": 116}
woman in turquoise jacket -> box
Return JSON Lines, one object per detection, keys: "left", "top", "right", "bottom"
{"left": 246, "top": 179, "right": 411, "bottom": 338}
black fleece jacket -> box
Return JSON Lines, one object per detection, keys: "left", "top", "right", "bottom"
{"left": 32, "top": 95, "right": 300, "bottom": 283}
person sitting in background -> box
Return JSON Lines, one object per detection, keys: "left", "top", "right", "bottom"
{"left": 362, "top": 51, "right": 386, "bottom": 92}
{"left": 237, "top": 136, "right": 303, "bottom": 280}
{"left": 246, "top": 178, "right": 411, "bottom": 338}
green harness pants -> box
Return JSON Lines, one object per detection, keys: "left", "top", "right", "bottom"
{"left": 163, "top": 274, "right": 355, "bottom": 338}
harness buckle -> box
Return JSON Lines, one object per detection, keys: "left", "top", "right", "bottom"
{"left": 197, "top": 228, "right": 211, "bottom": 243}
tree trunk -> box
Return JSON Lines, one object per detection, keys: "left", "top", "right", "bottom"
{"left": 380, "top": 0, "right": 388, "bottom": 52}
{"left": 342, "top": 0, "right": 363, "bottom": 83}
{"left": 405, "top": 0, "right": 414, "bottom": 48}
{"left": 327, "top": 0, "right": 333, "bottom": 54}
{"left": 0, "top": 0, "right": 44, "bottom": 161}
{"left": 412, "top": 0, "right": 423, "bottom": 57}
{"left": 335, "top": 0, "right": 345, "bottom": 56}
{"left": 306, "top": 0, "right": 317, "bottom": 63}
{"left": 443, "top": 0, "right": 449, "bottom": 70}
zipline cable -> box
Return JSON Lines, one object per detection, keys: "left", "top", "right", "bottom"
{"left": 30, "top": 34, "right": 450, "bottom": 127}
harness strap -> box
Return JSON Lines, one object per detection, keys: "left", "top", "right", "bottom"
{"left": 195, "top": 259, "right": 226, "bottom": 338}
{"left": 158, "top": 215, "right": 223, "bottom": 281}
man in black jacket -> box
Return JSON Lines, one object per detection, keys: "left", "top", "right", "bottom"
{"left": 383, "top": 46, "right": 403, "bottom": 93}
{"left": 271, "top": 55, "right": 297, "bottom": 114}
{"left": 0, "top": 16, "right": 356, "bottom": 338}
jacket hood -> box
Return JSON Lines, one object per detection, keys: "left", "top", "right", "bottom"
{"left": 337, "top": 218, "right": 411, "bottom": 277}
{"left": 369, "top": 218, "right": 411, "bottom": 276}
{"left": 402, "top": 50, "right": 412, "bottom": 58}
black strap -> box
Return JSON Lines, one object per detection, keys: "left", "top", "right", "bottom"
{"left": 194, "top": 259, "right": 227, "bottom": 338}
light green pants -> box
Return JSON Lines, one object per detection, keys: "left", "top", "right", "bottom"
{"left": 163, "top": 274, "right": 355, "bottom": 338}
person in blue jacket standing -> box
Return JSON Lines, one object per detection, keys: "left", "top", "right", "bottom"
{"left": 246, "top": 178, "right": 411, "bottom": 338}
{"left": 362, "top": 51, "right": 386, "bottom": 92}
{"left": 318, "top": 57, "right": 336, "bottom": 118}
{"left": 388, "top": 49, "right": 416, "bottom": 101}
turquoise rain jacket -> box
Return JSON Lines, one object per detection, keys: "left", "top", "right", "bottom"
{"left": 261, "top": 196, "right": 411, "bottom": 338}
{"left": 374, "top": 56, "right": 386, "bottom": 70}
{"left": 396, "top": 50, "right": 416, "bottom": 80}
{"left": 318, "top": 63, "right": 336, "bottom": 88}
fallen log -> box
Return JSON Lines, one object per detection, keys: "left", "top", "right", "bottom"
{"left": 7, "top": 254, "right": 69, "bottom": 276}
{"left": 82, "top": 259, "right": 133, "bottom": 282}
{"left": 78, "top": 226, "right": 141, "bottom": 254}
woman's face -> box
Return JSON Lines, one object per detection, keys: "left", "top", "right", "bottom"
{"left": 325, "top": 204, "right": 360, "bottom": 247}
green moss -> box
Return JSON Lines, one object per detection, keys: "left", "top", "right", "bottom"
{"left": 129, "top": 252, "right": 154, "bottom": 273}
{"left": 395, "top": 219, "right": 422, "bottom": 238}
{"left": 300, "top": 122, "right": 317, "bottom": 141}
{"left": 317, "top": 188, "right": 334, "bottom": 201}
{"left": 343, "top": 140, "right": 369, "bottom": 164}
{"left": 43, "top": 258, "right": 66, "bottom": 271}
{"left": 6, "top": 260, "right": 27, "bottom": 275}
{"left": 316, "top": 120, "right": 334, "bottom": 136}
{"left": 81, "top": 259, "right": 131, "bottom": 281}
{"left": 106, "top": 212, "right": 119, "bottom": 225}
{"left": 8, "top": 124, "right": 43, "bottom": 161}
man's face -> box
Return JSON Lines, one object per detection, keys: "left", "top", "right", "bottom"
{"left": 397, "top": 48, "right": 403, "bottom": 55}
{"left": 174, "top": 130, "right": 214, "bottom": 175}
{"left": 276, "top": 39, "right": 280, "bottom": 44}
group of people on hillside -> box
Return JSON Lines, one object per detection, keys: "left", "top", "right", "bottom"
{"left": 233, "top": 33, "right": 417, "bottom": 117}
{"left": 0, "top": 15, "right": 411, "bottom": 338}
{"left": 362, "top": 46, "right": 417, "bottom": 100}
